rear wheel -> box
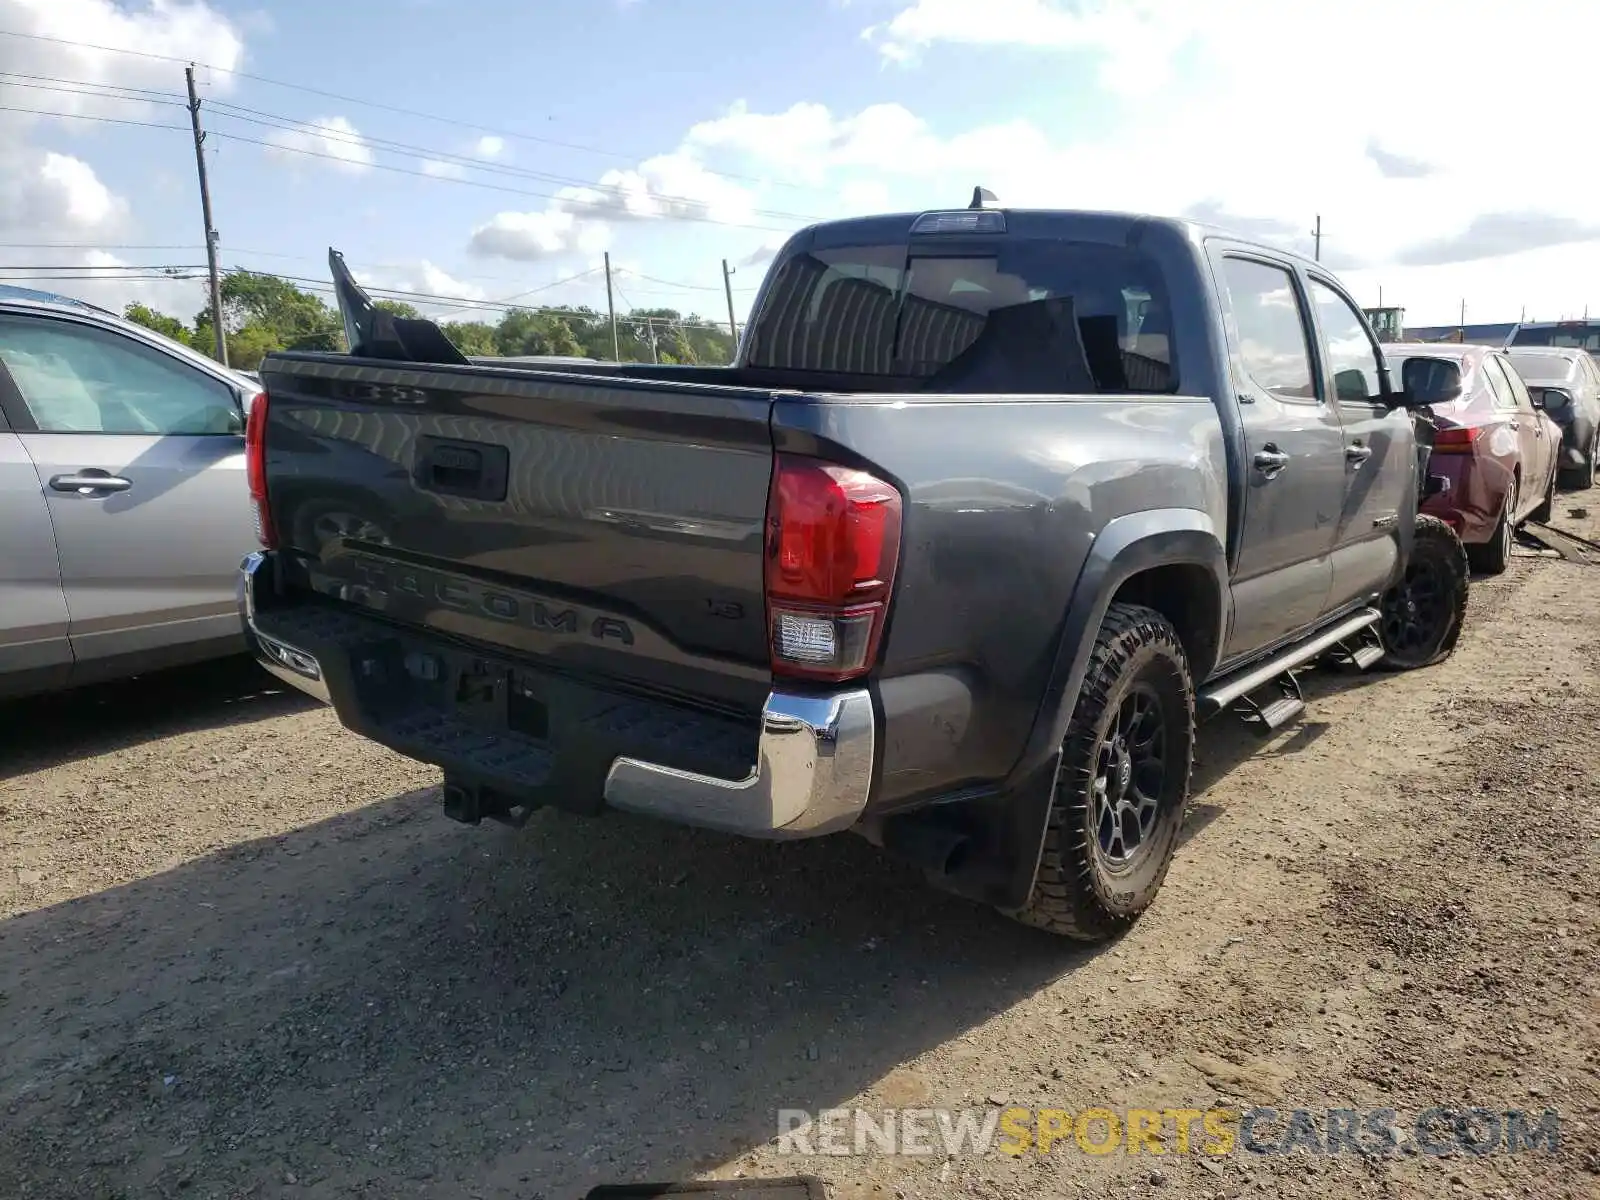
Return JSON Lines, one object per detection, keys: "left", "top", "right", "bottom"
{"left": 1529, "top": 468, "right": 1556, "bottom": 524}
{"left": 1566, "top": 434, "right": 1597, "bottom": 490}
{"left": 1378, "top": 514, "right": 1469, "bottom": 671}
{"left": 1007, "top": 603, "right": 1194, "bottom": 941}
{"left": 1467, "top": 477, "right": 1516, "bottom": 575}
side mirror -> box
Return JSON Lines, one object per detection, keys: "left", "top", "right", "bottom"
{"left": 1528, "top": 388, "right": 1547, "bottom": 410}
{"left": 1399, "top": 356, "right": 1463, "bottom": 406}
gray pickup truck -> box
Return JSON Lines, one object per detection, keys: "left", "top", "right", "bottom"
{"left": 239, "top": 200, "right": 1467, "bottom": 940}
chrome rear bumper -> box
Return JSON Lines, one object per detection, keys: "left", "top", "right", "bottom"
{"left": 603, "top": 689, "right": 874, "bottom": 839}
{"left": 239, "top": 551, "right": 331, "bottom": 703}
{"left": 237, "top": 550, "right": 874, "bottom": 838}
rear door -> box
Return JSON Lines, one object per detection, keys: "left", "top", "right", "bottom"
{"left": 1489, "top": 352, "right": 1553, "bottom": 514}
{"left": 0, "top": 313, "right": 254, "bottom": 674}
{"left": 0, "top": 404, "right": 71, "bottom": 696}
{"left": 1482, "top": 353, "right": 1544, "bottom": 520}
{"left": 1210, "top": 250, "right": 1344, "bottom": 657}
{"left": 1306, "top": 274, "right": 1414, "bottom": 609}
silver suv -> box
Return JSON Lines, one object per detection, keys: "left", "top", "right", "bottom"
{"left": 0, "top": 286, "right": 261, "bottom": 699}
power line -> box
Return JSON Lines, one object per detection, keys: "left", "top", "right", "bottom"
{"left": 0, "top": 102, "right": 186, "bottom": 131}
{"left": 0, "top": 69, "right": 177, "bottom": 100}
{"left": 0, "top": 243, "right": 206, "bottom": 250}
{"left": 202, "top": 101, "right": 826, "bottom": 225}
{"left": 0, "top": 76, "right": 185, "bottom": 105}
{"left": 491, "top": 266, "right": 602, "bottom": 305}
{"left": 1, "top": 97, "right": 800, "bottom": 232}
{"left": 0, "top": 263, "right": 206, "bottom": 270}
{"left": 206, "top": 128, "right": 802, "bottom": 233}
{"left": 0, "top": 26, "right": 809, "bottom": 192}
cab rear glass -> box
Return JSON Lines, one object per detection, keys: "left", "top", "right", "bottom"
{"left": 744, "top": 238, "right": 1177, "bottom": 394}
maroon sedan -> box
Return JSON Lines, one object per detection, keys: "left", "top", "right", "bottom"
{"left": 1390, "top": 343, "right": 1561, "bottom": 574}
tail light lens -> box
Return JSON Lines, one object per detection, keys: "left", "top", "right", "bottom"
{"left": 764, "top": 454, "right": 902, "bottom": 682}
{"left": 1432, "top": 425, "right": 1480, "bottom": 455}
{"left": 243, "top": 390, "right": 277, "bottom": 547}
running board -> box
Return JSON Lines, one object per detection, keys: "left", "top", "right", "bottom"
{"left": 1235, "top": 671, "right": 1306, "bottom": 734}
{"left": 1199, "top": 608, "right": 1382, "bottom": 715}
{"left": 1329, "top": 626, "right": 1385, "bottom": 671}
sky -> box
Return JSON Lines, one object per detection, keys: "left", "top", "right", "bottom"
{"left": 3, "top": 0, "right": 1600, "bottom": 330}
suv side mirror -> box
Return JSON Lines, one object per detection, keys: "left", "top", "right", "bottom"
{"left": 1528, "top": 387, "right": 1547, "bottom": 410}
{"left": 1398, "top": 356, "right": 1463, "bottom": 406}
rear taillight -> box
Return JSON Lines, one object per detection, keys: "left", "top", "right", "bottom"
{"left": 764, "top": 454, "right": 903, "bottom": 683}
{"left": 1432, "top": 425, "right": 1480, "bottom": 454}
{"left": 243, "top": 390, "right": 276, "bottom": 547}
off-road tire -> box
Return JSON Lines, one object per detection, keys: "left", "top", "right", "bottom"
{"left": 1378, "top": 513, "right": 1469, "bottom": 671}
{"left": 1008, "top": 603, "right": 1194, "bottom": 941}
{"left": 1467, "top": 478, "right": 1516, "bottom": 575}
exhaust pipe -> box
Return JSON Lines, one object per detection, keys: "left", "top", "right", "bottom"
{"left": 880, "top": 815, "right": 971, "bottom": 877}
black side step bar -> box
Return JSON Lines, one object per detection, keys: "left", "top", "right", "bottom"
{"left": 1198, "top": 607, "right": 1382, "bottom": 719}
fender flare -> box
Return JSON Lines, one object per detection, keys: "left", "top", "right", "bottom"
{"left": 1005, "top": 507, "right": 1228, "bottom": 790}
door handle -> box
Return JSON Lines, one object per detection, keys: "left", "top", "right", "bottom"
{"left": 49, "top": 472, "right": 132, "bottom": 494}
{"left": 1253, "top": 446, "right": 1290, "bottom": 477}
{"left": 1345, "top": 443, "right": 1373, "bottom": 465}
{"left": 1508, "top": 420, "right": 1521, "bottom": 431}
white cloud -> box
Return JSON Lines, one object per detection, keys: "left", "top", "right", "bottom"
{"left": 469, "top": 209, "right": 613, "bottom": 262}
{"left": 419, "top": 158, "right": 466, "bottom": 180}
{"left": 475, "top": 135, "right": 506, "bottom": 160}
{"left": 0, "top": 0, "right": 244, "bottom": 112}
{"left": 0, "top": 0, "right": 242, "bottom": 315}
{"left": 738, "top": 235, "right": 792, "bottom": 270}
{"left": 416, "top": 261, "right": 485, "bottom": 303}
{"left": 265, "top": 116, "right": 374, "bottom": 175}
{"left": 469, "top": 147, "right": 756, "bottom": 262}
{"left": 838, "top": 180, "right": 892, "bottom": 214}
{"left": 468, "top": 0, "right": 1600, "bottom": 321}
{"left": 861, "top": 0, "right": 1201, "bottom": 90}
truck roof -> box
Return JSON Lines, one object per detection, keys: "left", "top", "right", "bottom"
{"left": 795, "top": 206, "right": 1323, "bottom": 269}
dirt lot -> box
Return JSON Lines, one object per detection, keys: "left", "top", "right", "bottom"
{"left": 3, "top": 510, "right": 1598, "bottom": 1200}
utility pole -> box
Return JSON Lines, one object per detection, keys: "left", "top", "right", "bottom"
{"left": 644, "top": 318, "right": 660, "bottom": 364}
{"left": 721, "top": 258, "right": 739, "bottom": 352}
{"left": 603, "top": 251, "right": 619, "bottom": 361}
{"left": 1378, "top": 284, "right": 1383, "bottom": 307}
{"left": 1460, "top": 299, "right": 1467, "bottom": 330}
{"left": 185, "top": 65, "right": 227, "bottom": 367}
{"left": 1311, "top": 214, "right": 1322, "bottom": 263}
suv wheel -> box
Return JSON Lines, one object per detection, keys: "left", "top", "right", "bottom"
{"left": 1378, "top": 514, "right": 1469, "bottom": 670}
{"left": 1007, "top": 603, "right": 1194, "bottom": 941}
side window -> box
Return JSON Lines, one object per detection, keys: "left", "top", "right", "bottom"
{"left": 1220, "top": 257, "right": 1318, "bottom": 402}
{"left": 1308, "top": 278, "right": 1384, "bottom": 404}
{"left": 1482, "top": 356, "right": 1519, "bottom": 412}
{"left": 1494, "top": 356, "right": 1535, "bottom": 412}
{"left": 0, "top": 317, "right": 240, "bottom": 435}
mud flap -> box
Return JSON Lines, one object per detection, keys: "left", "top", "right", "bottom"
{"left": 896, "top": 751, "right": 1062, "bottom": 912}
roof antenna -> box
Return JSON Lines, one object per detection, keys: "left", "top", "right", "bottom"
{"left": 970, "top": 186, "right": 999, "bottom": 210}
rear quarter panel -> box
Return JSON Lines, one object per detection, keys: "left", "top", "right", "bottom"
{"left": 772, "top": 392, "right": 1228, "bottom": 806}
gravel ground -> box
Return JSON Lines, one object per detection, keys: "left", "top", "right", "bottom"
{"left": 2, "top": 506, "right": 1598, "bottom": 1200}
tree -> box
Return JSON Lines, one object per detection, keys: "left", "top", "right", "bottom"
{"left": 495, "top": 309, "right": 583, "bottom": 358}
{"left": 440, "top": 320, "right": 498, "bottom": 356}
{"left": 208, "top": 269, "right": 342, "bottom": 351}
{"left": 123, "top": 303, "right": 193, "bottom": 348}
{"left": 375, "top": 299, "right": 422, "bottom": 320}
{"left": 226, "top": 326, "right": 283, "bottom": 371}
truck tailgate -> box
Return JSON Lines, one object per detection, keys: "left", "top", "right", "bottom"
{"left": 258, "top": 357, "right": 777, "bottom": 714}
